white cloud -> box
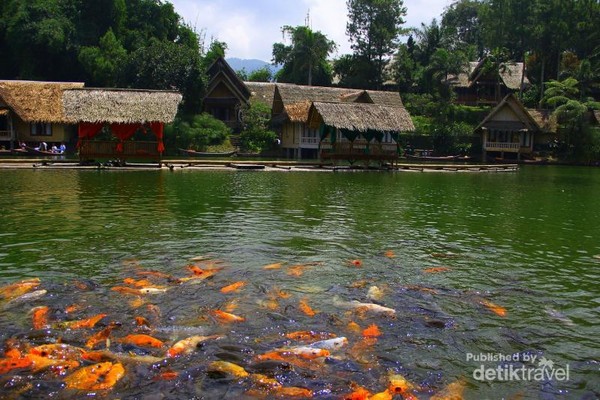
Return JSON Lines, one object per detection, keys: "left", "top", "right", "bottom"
{"left": 169, "top": 0, "right": 449, "bottom": 61}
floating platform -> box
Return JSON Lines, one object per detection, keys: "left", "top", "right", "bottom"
{"left": 229, "top": 163, "right": 265, "bottom": 170}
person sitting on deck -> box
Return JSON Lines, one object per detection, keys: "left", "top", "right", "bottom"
{"left": 59, "top": 143, "right": 66, "bottom": 153}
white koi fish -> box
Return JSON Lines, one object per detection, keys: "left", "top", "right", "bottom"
{"left": 309, "top": 337, "right": 348, "bottom": 350}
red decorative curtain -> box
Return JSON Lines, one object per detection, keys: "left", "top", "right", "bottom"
{"left": 77, "top": 122, "right": 104, "bottom": 148}
{"left": 150, "top": 122, "right": 165, "bottom": 153}
{"left": 111, "top": 123, "right": 142, "bottom": 152}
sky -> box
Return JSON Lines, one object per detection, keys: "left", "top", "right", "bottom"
{"left": 169, "top": 0, "right": 452, "bottom": 61}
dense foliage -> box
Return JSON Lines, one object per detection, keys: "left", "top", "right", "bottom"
{"left": 0, "top": 0, "right": 204, "bottom": 112}
{"left": 238, "top": 102, "right": 277, "bottom": 153}
{"left": 164, "top": 113, "right": 231, "bottom": 152}
{"left": 272, "top": 25, "right": 336, "bottom": 86}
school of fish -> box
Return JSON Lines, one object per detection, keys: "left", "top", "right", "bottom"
{"left": 0, "top": 253, "right": 518, "bottom": 399}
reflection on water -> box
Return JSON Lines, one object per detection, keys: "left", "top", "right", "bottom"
{"left": 0, "top": 167, "right": 599, "bottom": 398}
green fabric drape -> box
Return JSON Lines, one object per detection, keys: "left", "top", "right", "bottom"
{"left": 340, "top": 128, "right": 358, "bottom": 142}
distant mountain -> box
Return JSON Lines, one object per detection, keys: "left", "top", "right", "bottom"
{"left": 226, "top": 58, "right": 281, "bottom": 75}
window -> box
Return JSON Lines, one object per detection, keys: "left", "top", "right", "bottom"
{"left": 30, "top": 122, "right": 52, "bottom": 136}
{"left": 0, "top": 115, "right": 8, "bottom": 132}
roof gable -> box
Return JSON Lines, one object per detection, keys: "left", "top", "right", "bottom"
{"left": 477, "top": 93, "right": 541, "bottom": 131}
{"left": 205, "top": 57, "right": 251, "bottom": 103}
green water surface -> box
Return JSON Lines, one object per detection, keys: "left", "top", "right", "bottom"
{"left": 0, "top": 166, "right": 598, "bottom": 399}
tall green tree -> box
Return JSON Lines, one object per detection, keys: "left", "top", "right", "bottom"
{"left": 346, "top": 0, "right": 407, "bottom": 88}
{"left": 78, "top": 28, "right": 127, "bottom": 86}
{"left": 272, "top": 25, "right": 336, "bottom": 86}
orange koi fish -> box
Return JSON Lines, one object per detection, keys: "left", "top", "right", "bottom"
{"left": 123, "top": 278, "right": 154, "bottom": 288}
{"left": 112, "top": 286, "right": 167, "bottom": 295}
{"left": 263, "top": 262, "right": 283, "bottom": 270}
{"left": 153, "top": 370, "right": 179, "bottom": 381}
{"left": 0, "top": 357, "right": 32, "bottom": 374}
{"left": 299, "top": 298, "right": 317, "bottom": 317}
{"left": 166, "top": 335, "right": 222, "bottom": 358}
{"left": 64, "top": 362, "right": 125, "bottom": 390}
{"left": 250, "top": 373, "right": 281, "bottom": 389}
{"left": 208, "top": 360, "right": 249, "bottom": 378}
{"left": 388, "top": 373, "right": 418, "bottom": 400}
{"left": 362, "top": 324, "right": 382, "bottom": 338}
{"left": 135, "top": 316, "right": 151, "bottom": 327}
{"left": 54, "top": 314, "right": 107, "bottom": 330}
{"left": 29, "top": 344, "right": 85, "bottom": 360}
{"left": 480, "top": 299, "right": 507, "bottom": 317}
{"left": 220, "top": 281, "right": 246, "bottom": 293}
{"left": 347, "top": 321, "right": 362, "bottom": 335}
{"left": 370, "top": 389, "right": 393, "bottom": 400}
{"left": 118, "top": 334, "right": 164, "bottom": 348}
{"left": 3, "top": 338, "right": 24, "bottom": 359}
{"left": 0, "top": 278, "right": 40, "bottom": 300}
{"left": 129, "top": 297, "right": 145, "bottom": 308}
{"left": 349, "top": 279, "right": 371, "bottom": 289}
{"left": 344, "top": 384, "right": 372, "bottom": 400}
{"left": 86, "top": 323, "right": 118, "bottom": 350}
{"left": 211, "top": 310, "right": 245, "bottom": 323}
{"left": 430, "top": 378, "right": 467, "bottom": 400}
{"left": 423, "top": 266, "right": 451, "bottom": 273}
{"left": 32, "top": 306, "right": 50, "bottom": 330}
{"left": 384, "top": 250, "right": 396, "bottom": 258}
{"left": 65, "top": 304, "right": 82, "bottom": 314}
{"left": 348, "top": 259, "right": 363, "bottom": 267}
{"left": 403, "top": 285, "right": 439, "bottom": 295}
{"left": 27, "top": 354, "right": 80, "bottom": 374}
{"left": 285, "top": 331, "right": 336, "bottom": 342}
{"left": 287, "top": 264, "right": 309, "bottom": 277}
{"left": 271, "top": 386, "right": 313, "bottom": 398}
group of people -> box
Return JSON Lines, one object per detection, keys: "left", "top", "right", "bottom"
{"left": 21, "top": 141, "right": 66, "bottom": 154}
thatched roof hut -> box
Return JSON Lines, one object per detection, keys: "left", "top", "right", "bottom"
{"left": 245, "top": 82, "right": 277, "bottom": 106}
{"left": 308, "top": 102, "right": 415, "bottom": 132}
{"left": 446, "top": 60, "right": 529, "bottom": 90}
{"left": 0, "top": 80, "right": 85, "bottom": 123}
{"left": 63, "top": 88, "right": 182, "bottom": 124}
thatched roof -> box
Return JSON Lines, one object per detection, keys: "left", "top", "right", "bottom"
{"left": 205, "top": 57, "right": 251, "bottom": 105}
{"left": 527, "top": 109, "right": 558, "bottom": 133}
{"left": 308, "top": 102, "right": 415, "bottom": 132}
{"left": 0, "top": 80, "right": 85, "bottom": 123}
{"left": 284, "top": 101, "right": 312, "bottom": 123}
{"left": 446, "top": 61, "right": 529, "bottom": 90}
{"left": 63, "top": 88, "right": 182, "bottom": 124}
{"left": 244, "top": 82, "right": 277, "bottom": 106}
{"left": 276, "top": 84, "right": 358, "bottom": 105}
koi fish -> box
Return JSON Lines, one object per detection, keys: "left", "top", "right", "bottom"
{"left": 27, "top": 353, "right": 80, "bottom": 374}
{"left": 423, "top": 266, "right": 451, "bottom": 273}
{"left": 270, "top": 386, "right": 313, "bottom": 398}
{"left": 54, "top": 313, "right": 107, "bottom": 330}
{"left": 211, "top": 310, "right": 245, "bottom": 323}
{"left": 262, "top": 262, "right": 283, "bottom": 270}
{"left": 334, "top": 297, "right": 396, "bottom": 315}
{"left": 367, "top": 286, "right": 384, "bottom": 301}
{"left": 64, "top": 362, "right": 125, "bottom": 390}
{"left": 370, "top": 389, "right": 393, "bottom": 400}
{"left": 309, "top": 337, "right": 348, "bottom": 350}
{"left": 285, "top": 331, "right": 336, "bottom": 342}
{"left": 82, "top": 350, "right": 164, "bottom": 364}
{"left": 86, "top": 323, "right": 118, "bottom": 350}
{"left": 384, "top": 250, "right": 396, "bottom": 258}
{"left": 5, "top": 289, "right": 47, "bottom": 306}
{"left": 250, "top": 373, "right": 282, "bottom": 389}
{"left": 153, "top": 370, "right": 179, "bottom": 381}
{"left": 220, "top": 281, "right": 246, "bottom": 293}
{"left": 29, "top": 343, "right": 85, "bottom": 360}
{"left": 347, "top": 321, "right": 362, "bottom": 334}
{"left": 123, "top": 278, "right": 155, "bottom": 288}
{"left": 544, "top": 307, "right": 575, "bottom": 326}
{"left": 166, "top": 334, "right": 223, "bottom": 358}
{"left": 430, "top": 378, "right": 467, "bottom": 400}
{"left": 207, "top": 360, "right": 249, "bottom": 378}
{"left": 278, "top": 346, "right": 330, "bottom": 359}
{"left": 348, "top": 259, "right": 363, "bottom": 267}
{"left": 403, "top": 285, "right": 439, "bottom": 295}
{"left": 119, "top": 334, "right": 164, "bottom": 348}
{"left": 344, "top": 384, "right": 372, "bottom": 400}
{"left": 112, "top": 286, "right": 167, "bottom": 295}
{"left": 0, "top": 278, "right": 41, "bottom": 301}
{"left": 136, "top": 270, "right": 173, "bottom": 280}
{"left": 388, "top": 373, "right": 418, "bottom": 399}
{"left": 31, "top": 306, "right": 50, "bottom": 330}
{"left": 65, "top": 304, "right": 82, "bottom": 313}
{"left": 0, "top": 357, "right": 33, "bottom": 374}
{"left": 299, "top": 298, "right": 317, "bottom": 317}
{"left": 479, "top": 299, "right": 507, "bottom": 317}
{"left": 288, "top": 264, "right": 309, "bottom": 277}
{"left": 362, "top": 324, "right": 382, "bottom": 338}
{"left": 135, "top": 316, "right": 151, "bottom": 327}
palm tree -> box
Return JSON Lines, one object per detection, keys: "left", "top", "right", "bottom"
{"left": 274, "top": 26, "right": 336, "bottom": 86}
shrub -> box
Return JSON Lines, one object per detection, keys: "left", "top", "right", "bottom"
{"left": 164, "top": 113, "right": 231, "bottom": 152}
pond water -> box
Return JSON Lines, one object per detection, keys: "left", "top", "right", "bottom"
{"left": 0, "top": 167, "right": 598, "bottom": 399}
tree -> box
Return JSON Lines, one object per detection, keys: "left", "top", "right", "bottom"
{"left": 441, "top": 0, "right": 484, "bottom": 57}
{"left": 239, "top": 101, "right": 277, "bottom": 152}
{"left": 164, "top": 113, "right": 231, "bottom": 152}
{"left": 346, "top": 0, "right": 407, "bottom": 88}
{"left": 247, "top": 67, "right": 273, "bottom": 82}
{"left": 272, "top": 25, "right": 336, "bottom": 86}
{"left": 78, "top": 28, "right": 127, "bottom": 86}
{"left": 122, "top": 39, "right": 204, "bottom": 113}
